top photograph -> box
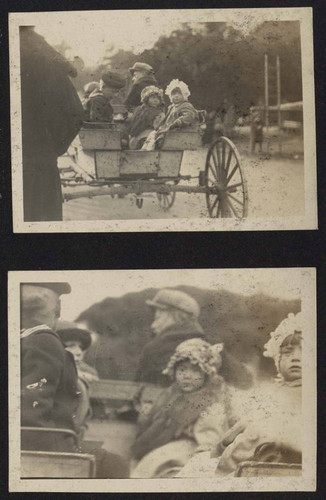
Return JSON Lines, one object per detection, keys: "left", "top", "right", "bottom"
{"left": 9, "top": 8, "right": 317, "bottom": 232}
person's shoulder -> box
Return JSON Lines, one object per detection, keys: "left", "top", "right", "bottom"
{"left": 24, "top": 329, "right": 65, "bottom": 357}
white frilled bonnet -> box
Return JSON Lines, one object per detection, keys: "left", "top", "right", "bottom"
{"left": 165, "top": 79, "right": 191, "bottom": 101}
{"left": 162, "top": 338, "right": 224, "bottom": 380}
{"left": 263, "top": 312, "right": 302, "bottom": 375}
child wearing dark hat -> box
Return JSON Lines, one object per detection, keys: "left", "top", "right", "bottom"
{"left": 56, "top": 320, "right": 99, "bottom": 438}
{"left": 129, "top": 86, "right": 165, "bottom": 149}
{"left": 88, "top": 72, "right": 125, "bottom": 122}
{"left": 130, "top": 338, "right": 233, "bottom": 478}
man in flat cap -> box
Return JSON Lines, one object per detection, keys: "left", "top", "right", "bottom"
{"left": 87, "top": 72, "right": 125, "bottom": 122}
{"left": 135, "top": 289, "right": 206, "bottom": 386}
{"left": 135, "top": 289, "right": 253, "bottom": 390}
{"left": 20, "top": 282, "right": 81, "bottom": 452}
{"left": 20, "top": 27, "right": 84, "bottom": 222}
{"left": 125, "top": 62, "right": 158, "bottom": 110}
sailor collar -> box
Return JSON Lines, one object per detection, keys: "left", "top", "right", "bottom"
{"left": 20, "top": 324, "right": 52, "bottom": 339}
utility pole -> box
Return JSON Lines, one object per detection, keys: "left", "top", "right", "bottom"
{"left": 264, "top": 54, "right": 269, "bottom": 154}
{"left": 276, "top": 55, "right": 282, "bottom": 153}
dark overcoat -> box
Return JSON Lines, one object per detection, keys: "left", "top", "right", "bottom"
{"left": 135, "top": 323, "right": 206, "bottom": 386}
{"left": 20, "top": 28, "right": 84, "bottom": 221}
{"left": 125, "top": 74, "right": 158, "bottom": 109}
{"left": 87, "top": 91, "right": 114, "bottom": 122}
{"left": 21, "top": 325, "right": 80, "bottom": 452}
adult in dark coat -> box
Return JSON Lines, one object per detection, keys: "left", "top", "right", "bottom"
{"left": 20, "top": 27, "right": 84, "bottom": 221}
{"left": 20, "top": 283, "right": 130, "bottom": 478}
{"left": 135, "top": 289, "right": 253, "bottom": 390}
{"left": 20, "top": 282, "right": 80, "bottom": 452}
{"left": 135, "top": 289, "right": 206, "bottom": 386}
{"left": 125, "top": 62, "right": 158, "bottom": 109}
{"left": 87, "top": 72, "right": 125, "bottom": 122}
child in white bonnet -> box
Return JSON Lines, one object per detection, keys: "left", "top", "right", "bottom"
{"left": 141, "top": 79, "right": 199, "bottom": 150}
{"left": 215, "top": 312, "right": 302, "bottom": 476}
{"left": 177, "top": 312, "right": 303, "bottom": 477}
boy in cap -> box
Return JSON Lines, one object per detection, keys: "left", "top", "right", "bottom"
{"left": 20, "top": 282, "right": 81, "bottom": 452}
{"left": 88, "top": 72, "right": 125, "bottom": 122}
{"left": 125, "top": 62, "right": 158, "bottom": 109}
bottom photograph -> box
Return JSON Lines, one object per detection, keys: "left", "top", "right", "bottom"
{"left": 8, "top": 268, "right": 316, "bottom": 492}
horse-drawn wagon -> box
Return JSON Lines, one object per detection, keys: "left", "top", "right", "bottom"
{"left": 61, "top": 120, "right": 248, "bottom": 218}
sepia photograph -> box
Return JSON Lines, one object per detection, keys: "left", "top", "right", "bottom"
{"left": 9, "top": 8, "right": 316, "bottom": 232}
{"left": 8, "top": 268, "right": 316, "bottom": 492}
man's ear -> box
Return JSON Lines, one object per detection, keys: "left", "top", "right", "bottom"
{"left": 55, "top": 299, "right": 61, "bottom": 318}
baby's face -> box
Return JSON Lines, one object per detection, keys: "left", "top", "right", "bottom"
{"left": 171, "top": 89, "right": 184, "bottom": 104}
{"left": 175, "top": 360, "right": 206, "bottom": 393}
{"left": 147, "top": 94, "right": 161, "bottom": 107}
{"left": 279, "top": 342, "right": 302, "bottom": 382}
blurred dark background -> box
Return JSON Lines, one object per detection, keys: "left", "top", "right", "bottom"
{"left": 76, "top": 285, "right": 301, "bottom": 382}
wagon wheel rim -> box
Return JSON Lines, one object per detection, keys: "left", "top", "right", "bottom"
{"left": 157, "top": 184, "right": 176, "bottom": 210}
{"left": 205, "top": 136, "right": 248, "bottom": 218}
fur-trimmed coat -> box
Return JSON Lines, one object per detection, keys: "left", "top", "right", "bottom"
{"left": 131, "top": 377, "right": 231, "bottom": 461}
{"left": 162, "top": 101, "right": 199, "bottom": 129}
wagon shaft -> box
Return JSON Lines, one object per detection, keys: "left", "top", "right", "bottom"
{"left": 63, "top": 182, "right": 224, "bottom": 202}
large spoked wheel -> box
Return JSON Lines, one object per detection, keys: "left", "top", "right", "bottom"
{"left": 156, "top": 183, "right": 176, "bottom": 211}
{"left": 205, "top": 137, "right": 248, "bottom": 218}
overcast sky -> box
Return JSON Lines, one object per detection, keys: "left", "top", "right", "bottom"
{"left": 20, "top": 10, "right": 262, "bottom": 67}
{"left": 54, "top": 268, "right": 303, "bottom": 321}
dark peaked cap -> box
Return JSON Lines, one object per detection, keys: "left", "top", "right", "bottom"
{"left": 22, "top": 282, "right": 71, "bottom": 295}
{"left": 101, "top": 72, "right": 125, "bottom": 89}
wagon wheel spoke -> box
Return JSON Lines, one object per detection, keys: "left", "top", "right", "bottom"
{"left": 208, "top": 195, "right": 220, "bottom": 217}
{"left": 208, "top": 162, "right": 219, "bottom": 182}
{"left": 210, "top": 149, "right": 220, "bottom": 180}
{"left": 205, "top": 137, "right": 248, "bottom": 219}
{"left": 216, "top": 143, "right": 222, "bottom": 169}
{"left": 220, "top": 197, "right": 231, "bottom": 217}
{"left": 226, "top": 163, "right": 239, "bottom": 184}
{"left": 224, "top": 196, "right": 239, "bottom": 217}
{"left": 216, "top": 202, "right": 222, "bottom": 218}
{"left": 226, "top": 192, "right": 244, "bottom": 207}
{"left": 226, "top": 182, "right": 243, "bottom": 191}
{"left": 225, "top": 147, "right": 233, "bottom": 177}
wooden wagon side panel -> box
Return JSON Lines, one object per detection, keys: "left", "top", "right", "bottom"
{"left": 120, "top": 151, "right": 159, "bottom": 176}
{"left": 95, "top": 151, "right": 120, "bottom": 178}
{"left": 79, "top": 128, "right": 121, "bottom": 150}
{"left": 158, "top": 151, "right": 183, "bottom": 177}
{"left": 162, "top": 130, "right": 202, "bottom": 151}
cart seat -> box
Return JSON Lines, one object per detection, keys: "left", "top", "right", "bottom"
{"left": 161, "top": 110, "right": 206, "bottom": 151}
{"left": 161, "top": 127, "right": 203, "bottom": 150}
{"left": 20, "top": 426, "right": 96, "bottom": 478}
{"left": 21, "top": 450, "right": 96, "bottom": 478}
{"left": 235, "top": 461, "right": 302, "bottom": 477}
{"left": 79, "top": 122, "right": 122, "bottom": 150}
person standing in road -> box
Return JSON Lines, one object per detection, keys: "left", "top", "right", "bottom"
{"left": 20, "top": 27, "right": 84, "bottom": 221}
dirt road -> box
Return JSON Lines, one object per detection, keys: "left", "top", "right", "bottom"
{"left": 63, "top": 149, "right": 304, "bottom": 221}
